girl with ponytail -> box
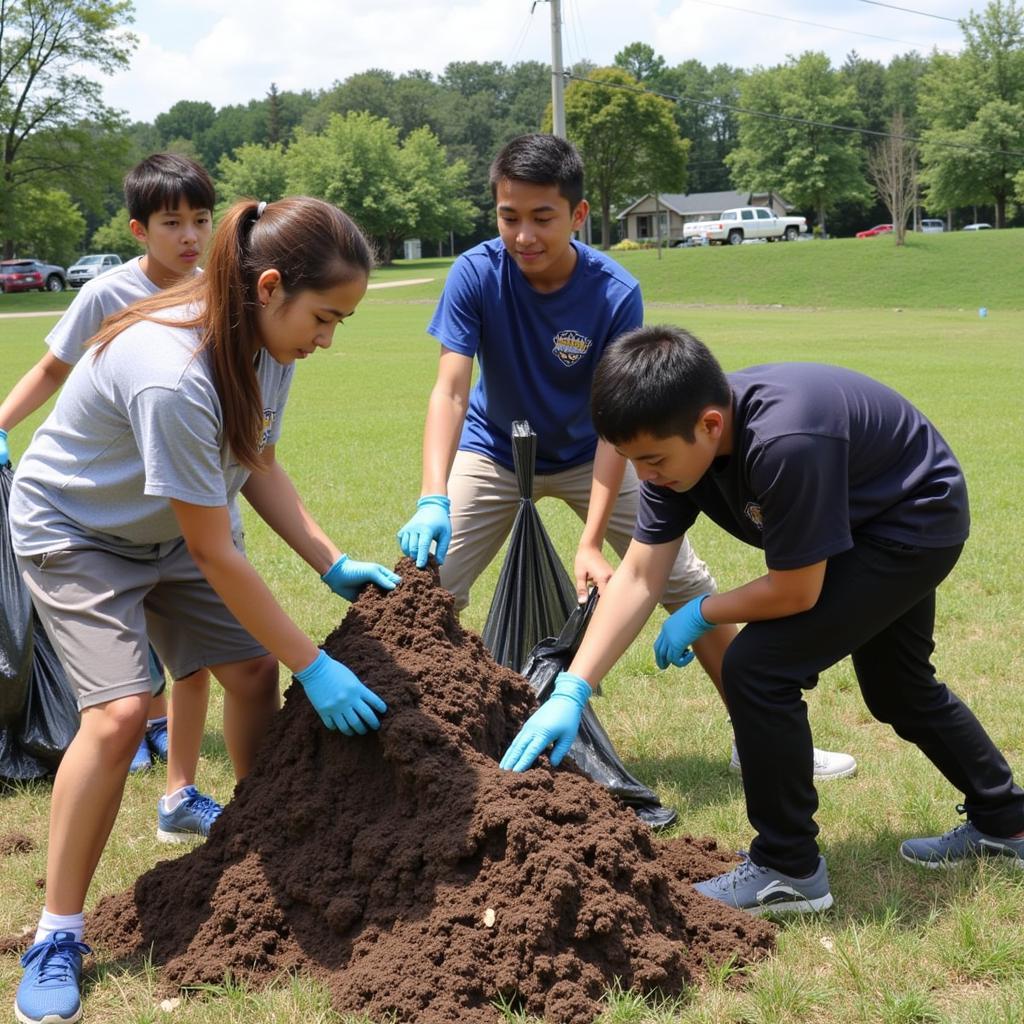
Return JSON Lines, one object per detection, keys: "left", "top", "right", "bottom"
{"left": 9, "top": 197, "right": 398, "bottom": 1024}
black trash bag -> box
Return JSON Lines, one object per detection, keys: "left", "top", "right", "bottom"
{"left": 0, "top": 722, "right": 49, "bottom": 781}
{"left": 481, "top": 421, "right": 677, "bottom": 831}
{"left": 521, "top": 592, "right": 678, "bottom": 831}
{"left": 18, "top": 612, "right": 79, "bottom": 768}
{"left": 481, "top": 422, "right": 577, "bottom": 673}
{"left": 0, "top": 464, "right": 34, "bottom": 725}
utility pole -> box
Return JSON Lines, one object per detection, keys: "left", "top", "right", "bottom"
{"left": 538, "top": 0, "right": 566, "bottom": 137}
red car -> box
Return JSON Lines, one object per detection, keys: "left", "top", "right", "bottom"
{"left": 0, "top": 258, "right": 67, "bottom": 292}
{"left": 855, "top": 223, "right": 894, "bottom": 238}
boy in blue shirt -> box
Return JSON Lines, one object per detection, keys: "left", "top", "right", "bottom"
{"left": 0, "top": 154, "right": 223, "bottom": 840}
{"left": 502, "top": 324, "right": 1024, "bottom": 913}
{"left": 397, "top": 133, "right": 854, "bottom": 778}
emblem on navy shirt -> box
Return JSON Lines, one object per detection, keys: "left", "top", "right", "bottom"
{"left": 258, "top": 408, "right": 276, "bottom": 453}
{"left": 552, "top": 329, "right": 592, "bottom": 367}
{"left": 743, "top": 501, "right": 764, "bottom": 530}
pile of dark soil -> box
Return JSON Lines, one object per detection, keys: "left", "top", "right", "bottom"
{"left": 0, "top": 832, "right": 35, "bottom": 857}
{"left": 89, "top": 560, "right": 773, "bottom": 1023}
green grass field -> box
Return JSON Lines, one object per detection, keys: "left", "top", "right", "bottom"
{"left": 1, "top": 235, "right": 1024, "bottom": 1023}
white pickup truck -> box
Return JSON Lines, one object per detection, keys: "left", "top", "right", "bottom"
{"left": 682, "top": 206, "right": 807, "bottom": 245}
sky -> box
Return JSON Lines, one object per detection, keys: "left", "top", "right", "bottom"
{"left": 102, "top": 0, "right": 971, "bottom": 123}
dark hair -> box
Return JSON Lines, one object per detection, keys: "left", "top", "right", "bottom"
{"left": 124, "top": 153, "right": 216, "bottom": 224}
{"left": 94, "top": 197, "right": 373, "bottom": 471}
{"left": 489, "top": 133, "right": 584, "bottom": 209}
{"left": 591, "top": 325, "right": 731, "bottom": 444}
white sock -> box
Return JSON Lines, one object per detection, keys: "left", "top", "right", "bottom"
{"left": 146, "top": 715, "right": 167, "bottom": 729}
{"left": 35, "top": 908, "right": 85, "bottom": 945}
{"left": 160, "top": 785, "right": 192, "bottom": 813}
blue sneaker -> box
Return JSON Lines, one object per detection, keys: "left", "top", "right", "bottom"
{"left": 145, "top": 718, "right": 169, "bottom": 762}
{"left": 694, "top": 852, "right": 833, "bottom": 915}
{"left": 15, "top": 930, "right": 90, "bottom": 1024}
{"left": 900, "top": 806, "right": 1024, "bottom": 869}
{"left": 128, "top": 735, "right": 151, "bottom": 774}
{"left": 156, "top": 786, "right": 223, "bottom": 844}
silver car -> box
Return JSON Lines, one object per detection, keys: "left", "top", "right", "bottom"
{"left": 67, "top": 253, "right": 122, "bottom": 288}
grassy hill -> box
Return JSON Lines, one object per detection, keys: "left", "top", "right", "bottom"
{"left": 611, "top": 228, "right": 1023, "bottom": 311}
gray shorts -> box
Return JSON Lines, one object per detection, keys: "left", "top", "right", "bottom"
{"left": 18, "top": 538, "right": 268, "bottom": 711}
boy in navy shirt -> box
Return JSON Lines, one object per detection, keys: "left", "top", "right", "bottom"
{"left": 397, "top": 134, "right": 854, "bottom": 777}
{"left": 502, "top": 325, "right": 1024, "bottom": 913}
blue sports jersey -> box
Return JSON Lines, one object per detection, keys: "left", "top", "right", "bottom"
{"left": 427, "top": 238, "right": 643, "bottom": 474}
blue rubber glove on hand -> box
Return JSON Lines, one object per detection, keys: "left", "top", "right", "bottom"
{"left": 295, "top": 650, "right": 387, "bottom": 735}
{"left": 0, "top": 428, "right": 9, "bottom": 466}
{"left": 500, "top": 671, "right": 591, "bottom": 772}
{"left": 397, "top": 495, "right": 452, "bottom": 568}
{"left": 322, "top": 554, "right": 400, "bottom": 601}
{"left": 653, "top": 593, "right": 714, "bottom": 670}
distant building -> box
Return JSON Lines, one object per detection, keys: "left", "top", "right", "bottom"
{"left": 617, "top": 190, "right": 793, "bottom": 244}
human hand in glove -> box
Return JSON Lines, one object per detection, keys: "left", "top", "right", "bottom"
{"left": 500, "top": 672, "right": 591, "bottom": 772}
{"left": 322, "top": 554, "right": 400, "bottom": 601}
{"left": 0, "top": 428, "right": 9, "bottom": 466}
{"left": 397, "top": 495, "right": 452, "bottom": 568}
{"left": 653, "top": 593, "right": 714, "bottom": 670}
{"left": 295, "top": 650, "right": 387, "bottom": 734}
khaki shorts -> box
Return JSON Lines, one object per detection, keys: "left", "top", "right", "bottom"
{"left": 440, "top": 450, "right": 717, "bottom": 611}
{"left": 18, "top": 538, "right": 267, "bottom": 711}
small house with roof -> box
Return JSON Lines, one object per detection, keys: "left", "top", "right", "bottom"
{"left": 617, "top": 190, "right": 793, "bottom": 244}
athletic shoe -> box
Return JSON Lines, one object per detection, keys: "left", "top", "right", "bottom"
{"left": 145, "top": 718, "right": 169, "bottom": 762}
{"left": 128, "top": 735, "right": 152, "bottom": 774}
{"left": 156, "top": 786, "right": 223, "bottom": 844}
{"left": 729, "top": 742, "right": 858, "bottom": 780}
{"left": 900, "top": 806, "right": 1024, "bottom": 869}
{"left": 15, "top": 930, "right": 90, "bottom": 1024}
{"left": 694, "top": 851, "right": 833, "bottom": 915}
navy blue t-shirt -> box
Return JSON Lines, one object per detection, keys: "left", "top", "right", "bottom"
{"left": 427, "top": 238, "right": 643, "bottom": 474}
{"left": 635, "top": 364, "right": 970, "bottom": 569}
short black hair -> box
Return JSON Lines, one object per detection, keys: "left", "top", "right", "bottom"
{"left": 124, "top": 153, "right": 216, "bottom": 225}
{"left": 591, "top": 325, "right": 731, "bottom": 444}
{"left": 489, "top": 133, "right": 584, "bottom": 209}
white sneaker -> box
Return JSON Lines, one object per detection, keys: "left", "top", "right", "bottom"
{"left": 730, "top": 742, "right": 857, "bottom": 780}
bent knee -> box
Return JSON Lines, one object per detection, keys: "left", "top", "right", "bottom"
{"left": 217, "top": 653, "right": 280, "bottom": 700}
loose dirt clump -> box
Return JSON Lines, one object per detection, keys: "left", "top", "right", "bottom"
{"left": 89, "top": 560, "right": 773, "bottom": 1023}
{"left": 0, "top": 832, "right": 35, "bottom": 857}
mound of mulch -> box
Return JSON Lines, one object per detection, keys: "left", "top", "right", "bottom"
{"left": 0, "top": 832, "right": 35, "bottom": 857}
{"left": 89, "top": 560, "right": 773, "bottom": 1023}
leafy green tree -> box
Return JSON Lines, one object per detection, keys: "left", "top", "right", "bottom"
{"left": 154, "top": 100, "right": 217, "bottom": 166}
{"left": 560, "top": 67, "right": 687, "bottom": 246}
{"left": 614, "top": 42, "right": 666, "bottom": 83}
{"left": 90, "top": 209, "right": 143, "bottom": 261}
{"left": 918, "top": 1, "right": 1024, "bottom": 227}
{"left": 215, "top": 144, "right": 288, "bottom": 213}
{"left": 725, "top": 52, "right": 872, "bottom": 235}
{"left": 0, "top": 0, "right": 136, "bottom": 257}
{"left": 9, "top": 187, "right": 86, "bottom": 266}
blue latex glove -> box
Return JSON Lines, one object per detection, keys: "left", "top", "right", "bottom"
{"left": 295, "top": 650, "right": 387, "bottom": 735}
{"left": 653, "top": 593, "right": 714, "bottom": 670}
{"left": 500, "top": 671, "right": 591, "bottom": 772}
{"left": 322, "top": 554, "right": 400, "bottom": 601}
{"left": 397, "top": 494, "right": 452, "bottom": 568}
{"left": 0, "top": 428, "right": 8, "bottom": 466}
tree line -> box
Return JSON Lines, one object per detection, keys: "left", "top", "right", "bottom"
{"left": 2, "top": 0, "right": 1022, "bottom": 266}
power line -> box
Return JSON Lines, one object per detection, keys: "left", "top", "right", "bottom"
{"left": 685, "top": 0, "right": 939, "bottom": 49}
{"left": 854, "top": 0, "right": 961, "bottom": 23}
{"left": 563, "top": 72, "right": 1024, "bottom": 160}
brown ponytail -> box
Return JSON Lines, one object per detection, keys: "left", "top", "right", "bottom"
{"left": 92, "top": 197, "right": 373, "bottom": 471}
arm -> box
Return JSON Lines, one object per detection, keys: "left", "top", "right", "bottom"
{"left": 0, "top": 351, "right": 73, "bottom": 433}
{"left": 573, "top": 440, "right": 628, "bottom": 599}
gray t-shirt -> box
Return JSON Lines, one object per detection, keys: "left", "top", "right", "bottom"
{"left": 10, "top": 310, "right": 294, "bottom": 558}
{"left": 46, "top": 258, "right": 161, "bottom": 365}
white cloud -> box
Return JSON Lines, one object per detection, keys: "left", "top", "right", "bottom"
{"left": 102, "top": 0, "right": 967, "bottom": 122}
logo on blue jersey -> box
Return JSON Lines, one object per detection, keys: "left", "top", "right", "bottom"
{"left": 552, "top": 329, "right": 592, "bottom": 367}
{"left": 258, "top": 408, "right": 276, "bottom": 453}
{"left": 744, "top": 502, "right": 764, "bottom": 530}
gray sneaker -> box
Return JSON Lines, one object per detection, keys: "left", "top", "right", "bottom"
{"left": 693, "top": 852, "right": 833, "bottom": 915}
{"left": 900, "top": 807, "right": 1024, "bottom": 869}
{"left": 729, "top": 741, "right": 857, "bottom": 780}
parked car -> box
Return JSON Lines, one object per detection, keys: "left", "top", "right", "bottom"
{"left": 67, "top": 253, "right": 123, "bottom": 288}
{"left": 682, "top": 207, "right": 807, "bottom": 245}
{"left": 962, "top": 222, "right": 992, "bottom": 231}
{"left": 0, "top": 258, "right": 67, "bottom": 293}
{"left": 855, "top": 223, "right": 893, "bottom": 238}
{"left": 919, "top": 219, "right": 945, "bottom": 233}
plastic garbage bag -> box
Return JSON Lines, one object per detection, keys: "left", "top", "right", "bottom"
{"left": 0, "top": 721, "right": 49, "bottom": 781}
{"left": 522, "top": 592, "right": 678, "bottom": 830}
{"left": 18, "top": 613, "right": 79, "bottom": 768}
{"left": 481, "top": 421, "right": 677, "bottom": 830}
{"left": 0, "top": 464, "right": 33, "bottom": 725}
